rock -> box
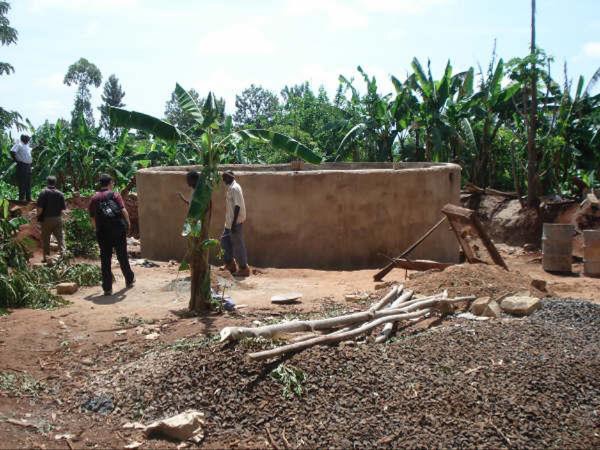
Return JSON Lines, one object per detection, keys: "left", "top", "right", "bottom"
{"left": 470, "top": 297, "right": 491, "bottom": 316}
{"left": 145, "top": 332, "right": 160, "bottom": 340}
{"left": 530, "top": 278, "right": 550, "bottom": 298}
{"left": 481, "top": 300, "right": 502, "bottom": 318}
{"left": 523, "top": 243, "right": 537, "bottom": 252}
{"left": 144, "top": 410, "right": 205, "bottom": 443}
{"left": 56, "top": 283, "right": 78, "bottom": 295}
{"left": 123, "top": 422, "right": 146, "bottom": 430}
{"left": 124, "top": 442, "right": 143, "bottom": 449}
{"left": 344, "top": 293, "right": 369, "bottom": 303}
{"left": 500, "top": 296, "right": 541, "bottom": 316}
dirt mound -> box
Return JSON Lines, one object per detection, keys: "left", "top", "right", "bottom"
{"left": 68, "top": 300, "right": 600, "bottom": 448}
{"left": 462, "top": 194, "right": 541, "bottom": 246}
{"left": 406, "top": 263, "right": 530, "bottom": 300}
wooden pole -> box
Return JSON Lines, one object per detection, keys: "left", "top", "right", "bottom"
{"left": 374, "top": 216, "right": 448, "bottom": 281}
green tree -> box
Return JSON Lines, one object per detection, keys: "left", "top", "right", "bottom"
{"left": 234, "top": 84, "right": 279, "bottom": 127}
{"left": 0, "top": 1, "right": 21, "bottom": 130}
{"left": 99, "top": 74, "right": 126, "bottom": 138}
{"left": 111, "top": 84, "right": 322, "bottom": 314}
{"left": 63, "top": 58, "right": 102, "bottom": 127}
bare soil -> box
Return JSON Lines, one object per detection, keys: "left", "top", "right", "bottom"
{"left": 1, "top": 248, "right": 599, "bottom": 448}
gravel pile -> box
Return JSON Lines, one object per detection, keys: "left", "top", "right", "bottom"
{"left": 74, "top": 299, "right": 600, "bottom": 448}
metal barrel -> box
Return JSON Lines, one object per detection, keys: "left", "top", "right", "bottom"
{"left": 583, "top": 230, "right": 600, "bottom": 277}
{"left": 542, "top": 223, "right": 574, "bottom": 272}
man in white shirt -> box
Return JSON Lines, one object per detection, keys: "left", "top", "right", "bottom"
{"left": 10, "top": 135, "right": 33, "bottom": 203}
{"left": 220, "top": 170, "right": 249, "bottom": 277}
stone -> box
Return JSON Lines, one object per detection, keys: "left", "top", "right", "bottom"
{"left": 481, "top": 300, "right": 502, "bottom": 318}
{"left": 56, "top": 283, "right": 78, "bottom": 295}
{"left": 500, "top": 296, "right": 541, "bottom": 316}
{"left": 530, "top": 278, "right": 550, "bottom": 298}
{"left": 144, "top": 410, "right": 205, "bottom": 443}
{"left": 470, "top": 297, "right": 491, "bottom": 316}
{"left": 523, "top": 243, "right": 537, "bottom": 252}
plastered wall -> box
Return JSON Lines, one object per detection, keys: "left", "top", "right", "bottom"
{"left": 136, "top": 163, "right": 461, "bottom": 269}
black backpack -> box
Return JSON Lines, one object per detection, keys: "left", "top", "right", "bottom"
{"left": 96, "top": 192, "right": 123, "bottom": 223}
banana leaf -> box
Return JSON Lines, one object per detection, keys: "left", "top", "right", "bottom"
{"left": 235, "top": 129, "right": 322, "bottom": 164}
{"left": 109, "top": 107, "right": 179, "bottom": 142}
{"left": 183, "top": 173, "right": 213, "bottom": 238}
{"left": 174, "top": 83, "right": 204, "bottom": 124}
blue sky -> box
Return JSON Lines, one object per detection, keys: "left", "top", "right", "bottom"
{"left": 1, "top": 0, "right": 599, "bottom": 128}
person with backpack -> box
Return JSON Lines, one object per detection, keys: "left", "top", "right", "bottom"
{"left": 88, "top": 174, "right": 135, "bottom": 296}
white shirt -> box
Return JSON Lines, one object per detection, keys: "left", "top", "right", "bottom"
{"left": 225, "top": 180, "right": 246, "bottom": 228}
{"left": 11, "top": 142, "right": 32, "bottom": 164}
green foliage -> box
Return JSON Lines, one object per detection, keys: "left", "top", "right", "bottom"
{"left": 270, "top": 363, "right": 307, "bottom": 399}
{"left": 0, "top": 371, "right": 45, "bottom": 397}
{"left": 65, "top": 209, "right": 98, "bottom": 257}
{"left": 99, "top": 74, "right": 126, "bottom": 137}
{"left": 64, "top": 58, "right": 102, "bottom": 127}
{"left": 0, "top": 1, "right": 22, "bottom": 130}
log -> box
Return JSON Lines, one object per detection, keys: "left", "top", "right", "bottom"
{"left": 375, "top": 290, "right": 415, "bottom": 343}
{"left": 392, "top": 259, "right": 453, "bottom": 271}
{"left": 220, "top": 285, "right": 400, "bottom": 342}
{"left": 248, "top": 309, "right": 433, "bottom": 361}
{"left": 220, "top": 304, "right": 424, "bottom": 343}
{"left": 369, "top": 285, "right": 401, "bottom": 311}
{"left": 373, "top": 217, "right": 447, "bottom": 281}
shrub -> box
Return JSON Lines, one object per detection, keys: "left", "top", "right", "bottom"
{"left": 65, "top": 208, "right": 98, "bottom": 257}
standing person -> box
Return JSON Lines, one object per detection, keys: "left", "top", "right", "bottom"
{"left": 36, "top": 176, "right": 66, "bottom": 263}
{"left": 177, "top": 170, "right": 200, "bottom": 206}
{"left": 10, "top": 134, "right": 32, "bottom": 203}
{"left": 220, "top": 170, "right": 249, "bottom": 277}
{"left": 88, "top": 174, "right": 135, "bottom": 296}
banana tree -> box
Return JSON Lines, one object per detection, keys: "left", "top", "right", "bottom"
{"left": 407, "top": 58, "right": 471, "bottom": 162}
{"left": 335, "top": 66, "right": 416, "bottom": 162}
{"left": 461, "top": 57, "right": 521, "bottom": 186}
{"left": 110, "top": 84, "right": 322, "bottom": 313}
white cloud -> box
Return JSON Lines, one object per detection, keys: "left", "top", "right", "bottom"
{"left": 583, "top": 42, "right": 600, "bottom": 58}
{"left": 284, "top": 0, "right": 369, "bottom": 30}
{"left": 27, "top": 0, "right": 138, "bottom": 13}
{"left": 34, "top": 100, "right": 65, "bottom": 118}
{"left": 359, "top": 0, "right": 452, "bottom": 14}
{"left": 284, "top": 0, "right": 451, "bottom": 29}
{"left": 198, "top": 22, "right": 276, "bottom": 56}
{"left": 34, "top": 73, "right": 65, "bottom": 90}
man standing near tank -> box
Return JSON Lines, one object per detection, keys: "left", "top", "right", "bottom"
{"left": 10, "top": 134, "right": 33, "bottom": 203}
{"left": 36, "top": 176, "right": 66, "bottom": 263}
{"left": 221, "top": 170, "right": 249, "bottom": 277}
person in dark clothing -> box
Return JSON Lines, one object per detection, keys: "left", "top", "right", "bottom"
{"left": 36, "top": 176, "right": 66, "bottom": 262}
{"left": 88, "top": 174, "right": 135, "bottom": 296}
{"left": 10, "top": 135, "right": 32, "bottom": 203}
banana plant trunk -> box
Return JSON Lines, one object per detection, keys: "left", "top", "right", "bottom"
{"left": 189, "top": 203, "right": 212, "bottom": 313}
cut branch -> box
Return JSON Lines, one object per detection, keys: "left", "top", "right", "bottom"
{"left": 248, "top": 309, "right": 432, "bottom": 361}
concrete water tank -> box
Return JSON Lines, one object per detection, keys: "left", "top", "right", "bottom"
{"left": 136, "top": 162, "right": 461, "bottom": 269}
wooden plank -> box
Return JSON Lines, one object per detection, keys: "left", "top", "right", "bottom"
{"left": 470, "top": 216, "right": 509, "bottom": 270}
{"left": 441, "top": 203, "right": 475, "bottom": 221}
{"left": 392, "top": 259, "right": 453, "bottom": 271}
{"left": 373, "top": 217, "right": 448, "bottom": 281}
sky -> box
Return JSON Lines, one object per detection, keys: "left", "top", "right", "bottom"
{"left": 1, "top": 0, "right": 599, "bottom": 129}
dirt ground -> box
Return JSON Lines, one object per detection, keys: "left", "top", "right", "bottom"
{"left": 1, "top": 247, "right": 599, "bottom": 448}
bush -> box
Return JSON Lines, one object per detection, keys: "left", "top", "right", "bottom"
{"left": 65, "top": 208, "right": 98, "bottom": 257}
{"left": 0, "top": 259, "right": 101, "bottom": 310}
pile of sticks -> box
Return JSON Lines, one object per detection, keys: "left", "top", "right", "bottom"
{"left": 219, "top": 285, "right": 475, "bottom": 361}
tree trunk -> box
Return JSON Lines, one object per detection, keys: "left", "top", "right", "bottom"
{"left": 188, "top": 202, "right": 212, "bottom": 314}
{"left": 527, "top": 0, "right": 539, "bottom": 207}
